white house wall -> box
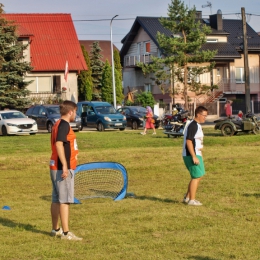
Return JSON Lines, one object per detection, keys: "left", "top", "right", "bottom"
{"left": 25, "top": 72, "right": 78, "bottom": 103}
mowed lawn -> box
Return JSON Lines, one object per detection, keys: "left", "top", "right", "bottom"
{"left": 1, "top": 127, "right": 260, "bottom": 260}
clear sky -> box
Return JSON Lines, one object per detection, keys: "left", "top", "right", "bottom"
{"left": 2, "top": 0, "right": 260, "bottom": 50}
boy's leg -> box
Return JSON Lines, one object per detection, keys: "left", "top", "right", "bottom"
{"left": 51, "top": 202, "right": 60, "bottom": 230}
{"left": 60, "top": 203, "right": 70, "bottom": 232}
{"left": 188, "top": 177, "right": 202, "bottom": 200}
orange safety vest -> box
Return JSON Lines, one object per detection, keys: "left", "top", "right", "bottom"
{"left": 50, "top": 119, "right": 78, "bottom": 170}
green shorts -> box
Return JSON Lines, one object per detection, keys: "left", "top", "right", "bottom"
{"left": 183, "top": 155, "right": 205, "bottom": 179}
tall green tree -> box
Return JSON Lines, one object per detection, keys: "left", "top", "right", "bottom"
{"left": 78, "top": 45, "right": 93, "bottom": 101}
{"left": 101, "top": 60, "right": 113, "bottom": 103}
{"left": 90, "top": 41, "right": 104, "bottom": 100}
{"left": 0, "top": 4, "right": 33, "bottom": 109}
{"left": 135, "top": 91, "right": 156, "bottom": 108}
{"left": 113, "top": 49, "right": 124, "bottom": 105}
{"left": 114, "top": 49, "right": 122, "bottom": 82}
{"left": 138, "top": 0, "right": 217, "bottom": 110}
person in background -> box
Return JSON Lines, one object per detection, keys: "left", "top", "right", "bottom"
{"left": 141, "top": 106, "right": 156, "bottom": 135}
{"left": 224, "top": 100, "right": 233, "bottom": 118}
{"left": 182, "top": 106, "right": 208, "bottom": 206}
{"left": 50, "top": 100, "right": 82, "bottom": 241}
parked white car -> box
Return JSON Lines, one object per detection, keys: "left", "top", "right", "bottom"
{"left": 0, "top": 110, "right": 38, "bottom": 136}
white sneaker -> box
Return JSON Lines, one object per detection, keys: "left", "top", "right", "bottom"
{"left": 188, "top": 200, "right": 202, "bottom": 206}
{"left": 140, "top": 132, "right": 146, "bottom": 135}
{"left": 183, "top": 194, "right": 189, "bottom": 203}
{"left": 51, "top": 228, "right": 63, "bottom": 237}
{"left": 152, "top": 132, "right": 156, "bottom": 135}
{"left": 61, "top": 231, "right": 83, "bottom": 241}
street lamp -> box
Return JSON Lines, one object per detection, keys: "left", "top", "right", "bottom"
{"left": 110, "top": 15, "right": 118, "bottom": 109}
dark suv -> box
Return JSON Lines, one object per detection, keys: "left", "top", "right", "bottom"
{"left": 26, "top": 104, "right": 82, "bottom": 132}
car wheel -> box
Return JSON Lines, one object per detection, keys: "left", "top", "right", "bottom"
{"left": 132, "top": 121, "right": 138, "bottom": 130}
{"left": 221, "top": 124, "right": 235, "bottom": 136}
{"left": 47, "top": 122, "right": 53, "bottom": 133}
{"left": 30, "top": 133, "right": 36, "bottom": 135}
{"left": 97, "top": 122, "right": 104, "bottom": 132}
{"left": 119, "top": 128, "right": 125, "bottom": 131}
{"left": 2, "top": 126, "right": 8, "bottom": 136}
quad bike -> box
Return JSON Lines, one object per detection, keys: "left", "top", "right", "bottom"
{"left": 214, "top": 112, "right": 260, "bottom": 136}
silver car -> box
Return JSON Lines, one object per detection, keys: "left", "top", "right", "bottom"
{"left": 0, "top": 110, "right": 38, "bottom": 136}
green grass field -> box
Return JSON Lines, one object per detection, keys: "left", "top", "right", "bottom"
{"left": 1, "top": 127, "right": 260, "bottom": 260}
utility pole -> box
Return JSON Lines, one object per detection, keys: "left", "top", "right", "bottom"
{"left": 241, "top": 7, "right": 250, "bottom": 113}
{"left": 110, "top": 15, "right": 118, "bottom": 109}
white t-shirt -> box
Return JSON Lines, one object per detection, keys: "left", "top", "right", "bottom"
{"left": 182, "top": 120, "right": 204, "bottom": 157}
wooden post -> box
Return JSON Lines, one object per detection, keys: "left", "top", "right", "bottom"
{"left": 241, "top": 7, "right": 251, "bottom": 113}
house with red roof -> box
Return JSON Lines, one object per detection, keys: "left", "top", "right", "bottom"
{"left": 3, "top": 13, "right": 88, "bottom": 104}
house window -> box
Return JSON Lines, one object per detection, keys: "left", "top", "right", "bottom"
{"left": 53, "top": 75, "right": 61, "bottom": 93}
{"left": 207, "top": 39, "right": 218, "bottom": 43}
{"left": 137, "top": 42, "right": 141, "bottom": 62}
{"left": 145, "top": 84, "right": 152, "bottom": 92}
{"left": 235, "top": 68, "right": 245, "bottom": 83}
{"left": 144, "top": 41, "right": 150, "bottom": 53}
{"left": 216, "top": 68, "right": 220, "bottom": 76}
{"left": 25, "top": 76, "right": 51, "bottom": 92}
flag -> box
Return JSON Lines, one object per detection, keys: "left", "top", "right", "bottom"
{"left": 64, "top": 60, "right": 68, "bottom": 82}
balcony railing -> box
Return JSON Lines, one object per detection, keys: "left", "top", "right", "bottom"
{"left": 124, "top": 52, "right": 158, "bottom": 67}
{"left": 216, "top": 78, "right": 260, "bottom": 93}
{"left": 28, "top": 91, "right": 64, "bottom": 104}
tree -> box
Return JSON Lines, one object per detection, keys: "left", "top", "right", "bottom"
{"left": 101, "top": 60, "right": 113, "bottom": 103}
{"left": 113, "top": 49, "right": 124, "bottom": 105}
{"left": 115, "top": 69, "right": 124, "bottom": 105}
{"left": 114, "top": 50, "right": 122, "bottom": 82}
{"left": 78, "top": 45, "right": 93, "bottom": 101}
{"left": 0, "top": 4, "right": 33, "bottom": 109}
{"left": 89, "top": 41, "right": 104, "bottom": 100}
{"left": 138, "top": 0, "right": 217, "bottom": 110}
{"left": 135, "top": 91, "right": 156, "bottom": 108}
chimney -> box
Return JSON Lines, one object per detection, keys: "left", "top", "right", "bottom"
{"left": 209, "top": 9, "right": 223, "bottom": 31}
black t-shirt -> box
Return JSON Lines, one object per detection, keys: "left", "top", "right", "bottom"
{"left": 56, "top": 119, "right": 71, "bottom": 169}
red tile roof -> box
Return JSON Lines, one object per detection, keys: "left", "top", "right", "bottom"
{"left": 79, "top": 40, "right": 119, "bottom": 64}
{"left": 3, "top": 13, "right": 88, "bottom": 72}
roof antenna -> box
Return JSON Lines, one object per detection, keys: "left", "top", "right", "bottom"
{"left": 202, "top": 1, "right": 212, "bottom": 14}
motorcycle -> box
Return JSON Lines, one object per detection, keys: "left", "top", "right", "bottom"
{"left": 163, "top": 110, "right": 192, "bottom": 137}
{"left": 162, "top": 106, "right": 185, "bottom": 126}
{"left": 163, "top": 108, "right": 190, "bottom": 131}
{"left": 214, "top": 111, "right": 260, "bottom": 136}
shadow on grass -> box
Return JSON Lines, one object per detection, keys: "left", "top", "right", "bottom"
{"left": 242, "top": 193, "right": 260, "bottom": 198}
{"left": 0, "top": 217, "right": 49, "bottom": 235}
{"left": 40, "top": 195, "right": 52, "bottom": 202}
{"left": 188, "top": 256, "right": 220, "bottom": 260}
{"left": 204, "top": 132, "right": 222, "bottom": 137}
{"left": 132, "top": 195, "right": 179, "bottom": 203}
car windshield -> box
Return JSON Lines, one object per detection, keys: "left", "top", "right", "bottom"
{"left": 96, "top": 106, "right": 116, "bottom": 114}
{"left": 132, "top": 107, "right": 146, "bottom": 114}
{"left": 1, "top": 111, "right": 27, "bottom": 119}
{"left": 47, "top": 107, "right": 60, "bottom": 114}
